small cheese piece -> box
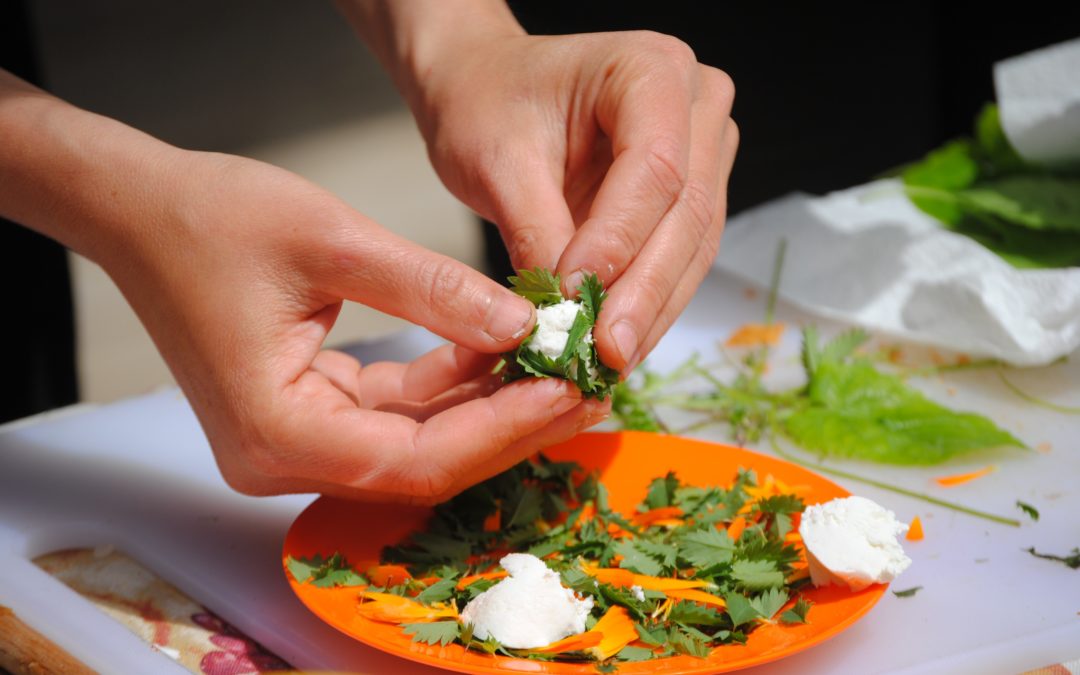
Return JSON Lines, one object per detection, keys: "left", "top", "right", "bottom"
{"left": 459, "top": 553, "right": 593, "bottom": 649}
{"left": 798, "top": 496, "right": 912, "bottom": 591}
{"left": 528, "top": 300, "right": 585, "bottom": 360}
{"left": 630, "top": 585, "right": 645, "bottom": 602}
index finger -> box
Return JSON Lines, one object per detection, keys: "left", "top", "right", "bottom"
{"left": 555, "top": 33, "right": 695, "bottom": 296}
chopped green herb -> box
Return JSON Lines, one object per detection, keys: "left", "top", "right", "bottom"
{"left": 1024, "top": 547, "right": 1080, "bottom": 569}
{"left": 892, "top": 586, "right": 923, "bottom": 598}
{"left": 1016, "top": 501, "right": 1040, "bottom": 521}
{"left": 780, "top": 597, "right": 813, "bottom": 624}
{"left": 403, "top": 620, "right": 460, "bottom": 646}
{"left": 286, "top": 552, "right": 366, "bottom": 588}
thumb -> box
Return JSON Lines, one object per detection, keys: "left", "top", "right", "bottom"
{"left": 326, "top": 229, "right": 535, "bottom": 353}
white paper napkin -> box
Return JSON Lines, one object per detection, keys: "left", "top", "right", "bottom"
{"left": 712, "top": 39, "right": 1080, "bottom": 366}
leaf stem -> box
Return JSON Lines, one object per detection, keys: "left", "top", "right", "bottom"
{"left": 998, "top": 371, "right": 1080, "bottom": 414}
{"left": 767, "top": 438, "right": 1021, "bottom": 527}
{"left": 765, "top": 238, "right": 788, "bottom": 326}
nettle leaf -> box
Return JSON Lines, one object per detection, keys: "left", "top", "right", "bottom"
{"left": 403, "top": 620, "right": 461, "bottom": 646}
{"left": 615, "top": 540, "right": 664, "bottom": 577}
{"left": 644, "top": 472, "right": 681, "bottom": 510}
{"left": 785, "top": 357, "right": 1024, "bottom": 465}
{"left": 754, "top": 494, "right": 805, "bottom": 516}
{"left": 616, "top": 645, "right": 656, "bottom": 662}
{"left": 678, "top": 528, "right": 735, "bottom": 569}
{"left": 635, "top": 539, "right": 678, "bottom": 569}
{"left": 902, "top": 140, "right": 978, "bottom": 226}
{"left": 818, "top": 328, "right": 870, "bottom": 366}
{"left": 780, "top": 597, "right": 813, "bottom": 624}
{"left": 508, "top": 267, "right": 563, "bottom": 305}
{"left": 731, "top": 559, "right": 784, "bottom": 591}
{"left": 668, "top": 602, "right": 725, "bottom": 627}
{"left": 514, "top": 346, "right": 560, "bottom": 379}
{"left": 577, "top": 272, "right": 607, "bottom": 322}
{"left": 960, "top": 176, "right": 1080, "bottom": 232}
{"left": 974, "top": 103, "right": 1027, "bottom": 175}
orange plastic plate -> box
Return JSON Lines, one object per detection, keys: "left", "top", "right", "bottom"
{"left": 283, "top": 431, "right": 886, "bottom": 674}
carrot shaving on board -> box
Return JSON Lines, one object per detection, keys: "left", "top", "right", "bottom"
{"left": 906, "top": 516, "right": 924, "bottom": 541}
{"left": 725, "top": 322, "right": 786, "bottom": 347}
{"left": 933, "top": 465, "right": 996, "bottom": 487}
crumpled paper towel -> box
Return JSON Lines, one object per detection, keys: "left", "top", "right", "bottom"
{"left": 995, "top": 38, "right": 1080, "bottom": 166}
{"left": 712, "top": 40, "right": 1080, "bottom": 366}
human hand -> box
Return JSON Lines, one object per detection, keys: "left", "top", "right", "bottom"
{"left": 343, "top": 3, "right": 737, "bottom": 373}
{"left": 0, "top": 77, "right": 609, "bottom": 502}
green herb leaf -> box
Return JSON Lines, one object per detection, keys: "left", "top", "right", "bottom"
{"left": 286, "top": 552, "right": 367, "bottom": 588}
{"left": 731, "top": 559, "right": 784, "bottom": 591}
{"left": 1016, "top": 501, "right": 1040, "bottom": 521}
{"left": 508, "top": 267, "right": 563, "bottom": 305}
{"left": 723, "top": 592, "right": 761, "bottom": 629}
{"left": 892, "top": 586, "right": 923, "bottom": 598}
{"left": 644, "top": 472, "right": 680, "bottom": 510}
{"left": 416, "top": 578, "right": 457, "bottom": 604}
{"left": 1024, "top": 547, "right": 1080, "bottom": 569}
{"left": 780, "top": 597, "right": 813, "bottom": 624}
{"left": 614, "top": 540, "right": 664, "bottom": 576}
{"left": 403, "top": 620, "right": 461, "bottom": 646}
{"left": 616, "top": 645, "right": 656, "bottom": 662}
{"left": 749, "top": 588, "right": 788, "bottom": 621}
{"left": 668, "top": 602, "right": 725, "bottom": 627}
{"left": 678, "top": 528, "right": 735, "bottom": 569}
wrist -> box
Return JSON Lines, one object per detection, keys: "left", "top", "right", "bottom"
{"left": 337, "top": 1, "right": 524, "bottom": 119}
{"left": 0, "top": 75, "right": 190, "bottom": 271}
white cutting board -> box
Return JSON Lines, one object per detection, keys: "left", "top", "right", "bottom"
{"left": 1, "top": 269, "right": 1078, "bottom": 674}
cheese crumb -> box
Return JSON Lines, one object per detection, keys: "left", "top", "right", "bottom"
{"left": 630, "top": 585, "right": 645, "bottom": 602}
{"left": 798, "top": 496, "right": 912, "bottom": 591}
{"left": 528, "top": 300, "right": 585, "bottom": 360}
{"left": 459, "top": 553, "right": 593, "bottom": 649}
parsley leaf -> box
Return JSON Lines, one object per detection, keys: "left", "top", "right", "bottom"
{"left": 1024, "top": 547, "right": 1080, "bottom": 569}
{"left": 678, "top": 528, "right": 735, "bottom": 569}
{"left": 508, "top": 267, "right": 563, "bottom": 305}
{"left": 403, "top": 621, "right": 460, "bottom": 646}
{"left": 892, "top": 586, "right": 923, "bottom": 598}
{"left": 780, "top": 596, "right": 813, "bottom": 624}
{"left": 731, "top": 559, "right": 784, "bottom": 591}
{"left": 1016, "top": 501, "right": 1039, "bottom": 521}
{"left": 749, "top": 588, "right": 788, "bottom": 621}
{"left": 723, "top": 592, "right": 761, "bottom": 629}
{"left": 286, "top": 552, "right": 367, "bottom": 588}
{"left": 614, "top": 540, "right": 664, "bottom": 576}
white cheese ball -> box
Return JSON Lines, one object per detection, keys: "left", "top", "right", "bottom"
{"left": 799, "top": 495, "right": 912, "bottom": 591}
{"left": 528, "top": 300, "right": 585, "bottom": 360}
{"left": 459, "top": 553, "right": 593, "bottom": 649}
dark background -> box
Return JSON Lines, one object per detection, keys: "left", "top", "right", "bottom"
{"left": 3, "top": 0, "right": 1077, "bottom": 422}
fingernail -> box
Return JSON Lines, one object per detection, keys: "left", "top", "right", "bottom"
{"left": 610, "top": 320, "right": 640, "bottom": 370}
{"left": 484, "top": 295, "right": 534, "bottom": 342}
{"left": 564, "top": 270, "right": 585, "bottom": 297}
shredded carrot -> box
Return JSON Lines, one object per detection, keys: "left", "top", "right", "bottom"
{"left": 906, "top": 516, "right": 924, "bottom": 541}
{"left": 664, "top": 588, "right": 727, "bottom": 609}
{"left": 631, "top": 506, "right": 684, "bottom": 527}
{"left": 933, "top": 465, "right": 996, "bottom": 487}
{"left": 455, "top": 570, "right": 509, "bottom": 590}
{"left": 581, "top": 563, "right": 708, "bottom": 591}
{"left": 726, "top": 322, "right": 786, "bottom": 347}
{"left": 528, "top": 630, "right": 604, "bottom": 654}
{"left": 586, "top": 606, "right": 638, "bottom": 661}
{"left": 356, "top": 592, "right": 457, "bottom": 623}
{"left": 366, "top": 564, "right": 412, "bottom": 587}
{"left": 726, "top": 516, "right": 747, "bottom": 542}
{"left": 589, "top": 567, "right": 636, "bottom": 587}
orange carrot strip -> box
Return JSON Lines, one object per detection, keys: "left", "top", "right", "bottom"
{"left": 726, "top": 322, "right": 786, "bottom": 347}
{"left": 591, "top": 568, "right": 636, "bottom": 587}
{"left": 356, "top": 592, "right": 457, "bottom": 623}
{"left": 483, "top": 510, "right": 501, "bottom": 532}
{"left": 631, "top": 506, "right": 684, "bottom": 527}
{"left": 582, "top": 564, "right": 708, "bottom": 591}
{"left": 366, "top": 564, "right": 412, "bottom": 587}
{"left": 664, "top": 588, "right": 727, "bottom": 608}
{"left": 455, "top": 570, "right": 509, "bottom": 590}
{"left": 906, "top": 516, "right": 924, "bottom": 541}
{"left": 934, "top": 465, "right": 996, "bottom": 487}
{"left": 586, "top": 606, "right": 638, "bottom": 661}
{"left": 528, "top": 630, "right": 604, "bottom": 654}
{"left": 726, "top": 516, "right": 747, "bottom": 541}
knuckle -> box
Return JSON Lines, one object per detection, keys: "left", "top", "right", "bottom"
{"left": 504, "top": 225, "right": 544, "bottom": 268}
{"left": 643, "top": 139, "right": 687, "bottom": 200}
{"left": 726, "top": 117, "right": 741, "bottom": 151}
{"left": 597, "top": 223, "right": 642, "bottom": 269}
{"left": 637, "top": 31, "right": 697, "bottom": 69}
{"left": 703, "top": 66, "right": 735, "bottom": 103}
{"left": 420, "top": 257, "right": 470, "bottom": 311}
{"left": 679, "top": 178, "right": 717, "bottom": 238}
